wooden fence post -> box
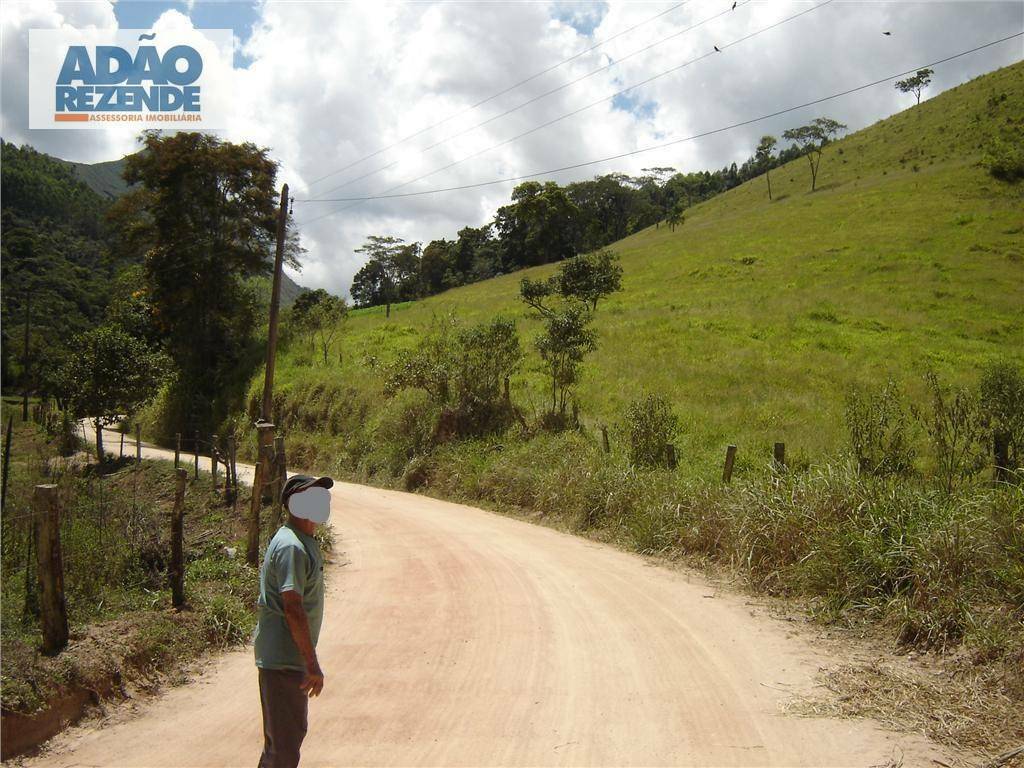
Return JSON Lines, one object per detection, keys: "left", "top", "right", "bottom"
{"left": 35, "top": 485, "right": 68, "bottom": 655}
{"left": 211, "top": 434, "right": 219, "bottom": 490}
{"left": 170, "top": 469, "right": 187, "bottom": 608}
{"left": 994, "top": 432, "right": 1010, "bottom": 483}
{"left": 193, "top": 430, "right": 200, "bottom": 481}
{"left": 227, "top": 437, "right": 238, "bottom": 506}
{"left": 119, "top": 430, "right": 125, "bottom": 460}
{"left": 272, "top": 436, "right": 287, "bottom": 525}
{"left": 601, "top": 425, "right": 610, "bottom": 454}
{"left": 722, "top": 444, "right": 737, "bottom": 483}
{"left": 175, "top": 433, "right": 181, "bottom": 469}
{"left": 135, "top": 423, "right": 142, "bottom": 463}
{"left": 247, "top": 422, "right": 276, "bottom": 566}
{"left": 773, "top": 442, "right": 786, "bottom": 470}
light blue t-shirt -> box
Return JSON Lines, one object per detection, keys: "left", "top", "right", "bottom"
{"left": 254, "top": 524, "right": 324, "bottom": 671}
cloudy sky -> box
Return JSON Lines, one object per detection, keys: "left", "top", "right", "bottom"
{"left": 2, "top": 0, "right": 1021, "bottom": 296}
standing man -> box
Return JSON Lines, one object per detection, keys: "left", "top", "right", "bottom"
{"left": 255, "top": 474, "right": 333, "bottom": 768}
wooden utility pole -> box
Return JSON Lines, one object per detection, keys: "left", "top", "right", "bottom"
{"left": 272, "top": 435, "right": 286, "bottom": 525}
{"left": 247, "top": 421, "right": 276, "bottom": 566}
{"left": 35, "top": 485, "right": 68, "bottom": 655}
{"left": 175, "top": 433, "right": 181, "bottom": 469}
{"left": 193, "top": 430, "right": 200, "bottom": 481}
{"left": 22, "top": 293, "right": 32, "bottom": 421}
{"left": 261, "top": 183, "right": 290, "bottom": 422}
{"left": 170, "top": 469, "right": 187, "bottom": 608}
{"left": 135, "top": 423, "right": 142, "bottom": 463}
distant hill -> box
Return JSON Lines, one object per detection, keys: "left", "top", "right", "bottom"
{"left": 269, "top": 61, "right": 1024, "bottom": 475}
{"left": 69, "top": 156, "right": 131, "bottom": 199}
{"left": 1, "top": 140, "right": 121, "bottom": 390}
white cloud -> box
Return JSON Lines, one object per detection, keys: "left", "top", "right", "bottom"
{"left": 3, "top": 0, "right": 1021, "bottom": 297}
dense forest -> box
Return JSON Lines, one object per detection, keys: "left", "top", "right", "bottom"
{"left": 350, "top": 138, "right": 807, "bottom": 308}
{"left": 0, "top": 141, "right": 127, "bottom": 396}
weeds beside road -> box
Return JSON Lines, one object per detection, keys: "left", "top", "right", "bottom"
{"left": 0, "top": 415, "right": 281, "bottom": 758}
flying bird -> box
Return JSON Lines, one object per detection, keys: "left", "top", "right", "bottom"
{"left": 714, "top": 45, "right": 721, "bottom": 52}
{"left": 883, "top": 31, "right": 892, "bottom": 36}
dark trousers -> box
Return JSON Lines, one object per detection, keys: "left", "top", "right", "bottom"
{"left": 258, "top": 669, "right": 308, "bottom": 768}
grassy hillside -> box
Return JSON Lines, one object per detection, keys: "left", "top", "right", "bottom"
{"left": 266, "top": 61, "right": 1023, "bottom": 480}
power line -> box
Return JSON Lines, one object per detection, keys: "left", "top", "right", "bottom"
{"left": 299, "top": 0, "right": 835, "bottom": 223}
{"left": 313, "top": 0, "right": 753, "bottom": 200}
{"left": 306, "top": 0, "right": 694, "bottom": 188}
{"left": 295, "top": 32, "right": 1022, "bottom": 208}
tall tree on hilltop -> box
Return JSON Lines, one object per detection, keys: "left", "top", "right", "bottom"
{"left": 351, "top": 235, "right": 421, "bottom": 317}
{"left": 783, "top": 117, "right": 847, "bottom": 192}
{"left": 107, "top": 131, "right": 283, "bottom": 432}
{"left": 755, "top": 135, "right": 778, "bottom": 200}
{"left": 495, "top": 181, "right": 578, "bottom": 269}
{"left": 895, "top": 68, "right": 934, "bottom": 106}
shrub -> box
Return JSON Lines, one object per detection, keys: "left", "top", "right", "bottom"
{"left": 625, "top": 394, "right": 679, "bottom": 468}
{"left": 979, "top": 359, "right": 1024, "bottom": 471}
{"left": 203, "top": 594, "right": 251, "bottom": 646}
{"left": 844, "top": 379, "right": 916, "bottom": 476}
{"left": 367, "top": 389, "right": 437, "bottom": 477}
{"left": 916, "top": 371, "right": 987, "bottom": 493}
{"left": 385, "top": 314, "right": 521, "bottom": 437}
{"left": 983, "top": 134, "right": 1024, "bottom": 182}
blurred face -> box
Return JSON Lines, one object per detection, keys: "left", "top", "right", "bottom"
{"left": 288, "top": 486, "right": 331, "bottom": 524}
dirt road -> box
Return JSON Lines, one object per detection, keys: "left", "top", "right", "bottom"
{"left": 30, "top": 428, "right": 948, "bottom": 766}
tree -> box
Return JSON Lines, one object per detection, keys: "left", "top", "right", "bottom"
{"left": 494, "top": 181, "right": 578, "bottom": 269}
{"left": 534, "top": 305, "right": 596, "bottom": 418}
{"left": 107, "top": 131, "right": 280, "bottom": 433}
{"left": 309, "top": 295, "right": 348, "bottom": 366}
{"left": 420, "top": 239, "right": 454, "bottom": 295}
{"left": 894, "top": 68, "right": 933, "bottom": 106}
{"left": 519, "top": 279, "right": 597, "bottom": 419}
{"left": 351, "top": 235, "right": 420, "bottom": 317}
{"left": 755, "top": 135, "right": 778, "bottom": 200}
{"left": 555, "top": 249, "right": 623, "bottom": 310}
{"left": 294, "top": 292, "right": 348, "bottom": 365}
{"left": 58, "top": 325, "right": 167, "bottom": 461}
{"left": 665, "top": 206, "right": 685, "bottom": 232}
{"left": 350, "top": 258, "right": 387, "bottom": 310}
{"left": 782, "top": 117, "right": 847, "bottom": 192}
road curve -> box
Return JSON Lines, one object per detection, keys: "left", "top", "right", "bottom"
{"left": 30, "top": 428, "right": 947, "bottom": 767}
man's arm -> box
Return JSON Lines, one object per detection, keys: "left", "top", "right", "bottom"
{"left": 281, "top": 590, "right": 324, "bottom": 697}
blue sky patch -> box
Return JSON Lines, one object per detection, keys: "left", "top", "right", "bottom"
{"left": 612, "top": 90, "right": 657, "bottom": 121}
{"left": 112, "top": 0, "right": 259, "bottom": 67}
{"left": 550, "top": 1, "right": 609, "bottom": 37}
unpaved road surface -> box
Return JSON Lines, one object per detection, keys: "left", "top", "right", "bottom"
{"left": 28, "top": 428, "right": 949, "bottom": 767}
